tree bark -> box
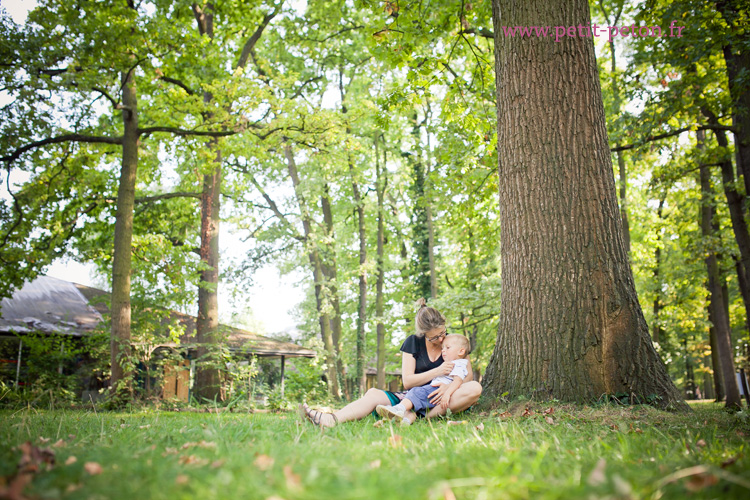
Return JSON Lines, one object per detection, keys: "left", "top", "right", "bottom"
{"left": 376, "top": 136, "right": 387, "bottom": 390}
{"left": 483, "top": 0, "right": 686, "bottom": 408}
{"left": 409, "top": 113, "right": 432, "bottom": 299}
{"left": 109, "top": 68, "right": 138, "bottom": 399}
{"left": 699, "top": 131, "right": 742, "bottom": 409}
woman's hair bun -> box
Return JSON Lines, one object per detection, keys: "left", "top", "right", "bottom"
{"left": 414, "top": 297, "right": 427, "bottom": 309}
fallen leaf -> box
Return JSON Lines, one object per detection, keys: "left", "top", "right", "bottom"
{"left": 634, "top": 428, "right": 643, "bottom": 434}
{"left": 84, "top": 462, "right": 103, "bottom": 475}
{"left": 65, "top": 456, "right": 77, "bottom": 466}
{"left": 521, "top": 408, "right": 532, "bottom": 417}
{"left": 475, "top": 423, "right": 485, "bottom": 432}
{"left": 685, "top": 473, "right": 718, "bottom": 492}
{"left": 388, "top": 435, "right": 403, "bottom": 448}
{"left": 179, "top": 455, "right": 208, "bottom": 466}
{"left": 68, "top": 434, "right": 76, "bottom": 440}
{"left": 283, "top": 465, "right": 302, "bottom": 490}
{"left": 254, "top": 454, "right": 275, "bottom": 471}
{"left": 369, "top": 459, "right": 381, "bottom": 469}
{"left": 175, "top": 474, "right": 189, "bottom": 485}
{"left": 211, "top": 459, "right": 225, "bottom": 469}
{"left": 139, "top": 425, "right": 151, "bottom": 430}
{"left": 65, "top": 483, "right": 82, "bottom": 493}
{"left": 52, "top": 439, "right": 66, "bottom": 448}
{"left": 545, "top": 416, "right": 554, "bottom": 425}
{"left": 696, "top": 439, "right": 707, "bottom": 448}
{"left": 721, "top": 455, "right": 740, "bottom": 468}
{"left": 373, "top": 420, "right": 384, "bottom": 428}
{"left": 587, "top": 458, "right": 606, "bottom": 486}
{"left": 498, "top": 411, "right": 511, "bottom": 419}
{"left": 37, "top": 437, "right": 50, "bottom": 444}
{"left": 162, "top": 447, "right": 179, "bottom": 456}
{"left": 543, "top": 407, "right": 555, "bottom": 415}
{"left": 443, "top": 484, "right": 457, "bottom": 500}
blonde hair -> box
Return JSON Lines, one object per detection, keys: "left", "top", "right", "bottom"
{"left": 414, "top": 298, "right": 446, "bottom": 337}
{"left": 445, "top": 334, "right": 470, "bottom": 355}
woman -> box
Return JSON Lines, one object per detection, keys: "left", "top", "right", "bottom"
{"left": 301, "top": 298, "right": 483, "bottom": 427}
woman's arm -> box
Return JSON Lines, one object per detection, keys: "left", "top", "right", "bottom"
{"left": 401, "top": 353, "right": 453, "bottom": 389}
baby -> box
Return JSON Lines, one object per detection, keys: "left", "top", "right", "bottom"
{"left": 376, "top": 333, "right": 470, "bottom": 425}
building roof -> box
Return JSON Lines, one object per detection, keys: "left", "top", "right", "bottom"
{"left": 1, "top": 275, "right": 315, "bottom": 359}
{"left": 0, "top": 276, "right": 102, "bottom": 336}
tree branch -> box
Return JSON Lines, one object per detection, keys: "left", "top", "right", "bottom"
{"left": 237, "top": 4, "right": 282, "bottom": 70}
{"left": 137, "top": 126, "right": 237, "bottom": 138}
{"left": 459, "top": 28, "right": 494, "bottom": 39}
{"left": 1, "top": 134, "right": 122, "bottom": 163}
{"left": 158, "top": 76, "right": 197, "bottom": 95}
{"left": 610, "top": 124, "right": 737, "bottom": 153}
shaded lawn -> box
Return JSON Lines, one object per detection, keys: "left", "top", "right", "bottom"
{"left": 0, "top": 401, "right": 748, "bottom": 499}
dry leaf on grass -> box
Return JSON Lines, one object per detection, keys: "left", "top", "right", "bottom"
{"left": 211, "top": 460, "right": 225, "bottom": 469}
{"left": 475, "top": 423, "right": 485, "bottom": 432}
{"left": 369, "top": 459, "right": 381, "bottom": 469}
{"left": 388, "top": 435, "right": 403, "bottom": 448}
{"left": 254, "top": 454, "right": 275, "bottom": 471}
{"left": 442, "top": 484, "right": 457, "bottom": 500}
{"left": 84, "top": 462, "right": 103, "bottom": 475}
{"left": 498, "top": 411, "right": 512, "bottom": 419}
{"left": 545, "top": 417, "right": 554, "bottom": 425}
{"left": 65, "top": 483, "right": 82, "bottom": 493}
{"left": 372, "top": 420, "right": 384, "bottom": 428}
{"left": 542, "top": 407, "right": 555, "bottom": 415}
{"left": 721, "top": 455, "right": 740, "bottom": 468}
{"left": 685, "top": 473, "right": 718, "bottom": 492}
{"left": 37, "top": 437, "right": 50, "bottom": 444}
{"left": 696, "top": 439, "right": 707, "bottom": 448}
{"left": 175, "top": 474, "right": 189, "bottom": 485}
{"left": 52, "top": 439, "right": 66, "bottom": 448}
{"left": 521, "top": 408, "right": 533, "bottom": 417}
{"left": 587, "top": 458, "right": 606, "bottom": 486}
{"left": 65, "top": 456, "right": 77, "bottom": 466}
{"left": 179, "top": 455, "right": 208, "bottom": 466}
{"left": 283, "top": 465, "right": 302, "bottom": 490}
{"left": 0, "top": 442, "right": 56, "bottom": 500}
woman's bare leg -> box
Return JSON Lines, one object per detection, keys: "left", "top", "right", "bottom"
{"left": 425, "top": 381, "right": 482, "bottom": 419}
{"left": 303, "top": 388, "right": 392, "bottom": 428}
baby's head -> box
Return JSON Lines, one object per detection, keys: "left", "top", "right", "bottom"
{"left": 441, "top": 334, "right": 470, "bottom": 361}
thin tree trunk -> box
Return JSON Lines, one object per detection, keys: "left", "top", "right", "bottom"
{"left": 410, "top": 112, "right": 431, "bottom": 299}
{"left": 285, "top": 143, "right": 341, "bottom": 398}
{"left": 320, "top": 187, "right": 345, "bottom": 398}
{"left": 350, "top": 162, "right": 367, "bottom": 394}
{"left": 699, "top": 130, "right": 742, "bottom": 409}
{"left": 110, "top": 68, "right": 138, "bottom": 399}
{"left": 484, "top": 0, "right": 686, "bottom": 408}
{"left": 376, "top": 136, "right": 387, "bottom": 390}
{"left": 652, "top": 197, "right": 665, "bottom": 344}
{"left": 713, "top": 0, "right": 750, "bottom": 198}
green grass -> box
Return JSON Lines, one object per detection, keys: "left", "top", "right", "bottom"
{"left": 1, "top": 401, "right": 748, "bottom": 499}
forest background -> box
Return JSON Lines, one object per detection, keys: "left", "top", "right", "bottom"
{"left": 0, "top": 0, "right": 748, "bottom": 406}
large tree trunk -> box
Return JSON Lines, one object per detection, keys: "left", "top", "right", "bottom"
{"left": 285, "top": 143, "right": 341, "bottom": 398}
{"left": 192, "top": 3, "right": 221, "bottom": 400}
{"left": 376, "top": 136, "right": 387, "bottom": 390}
{"left": 409, "top": 113, "right": 432, "bottom": 299}
{"left": 195, "top": 144, "right": 222, "bottom": 401}
{"left": 699, "top": 131, "right": 742, "bottom": 409}
{"left": 110, "top": 69, "right": 138, "bottom": 399}
{"left": 483, "top": 0, "right": 686, "bottom": 409}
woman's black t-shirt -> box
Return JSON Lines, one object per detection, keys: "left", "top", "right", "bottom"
{"left": 400, "top": 335, "right": 443, "bottom": 374}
